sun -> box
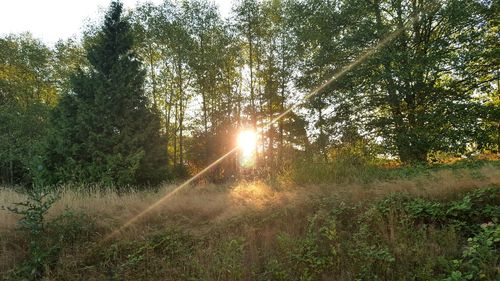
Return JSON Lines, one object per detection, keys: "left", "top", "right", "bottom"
{"left": 237, "top": 130, "right": 257, "bottom": 153}
{"left": 237, "top": 129, "right": 257, "bottom": 167}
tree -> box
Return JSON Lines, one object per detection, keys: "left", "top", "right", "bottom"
{"left": 0, "top": 34, "right": 56, "bottom": 185}
{"left": 45, "top": 1, "right": 168, "bottom": 186}
{"left": 289, "top": 0, "right": 495, "bottom": 163}
{"left": 184, "top": 0, "right": 242, "bottom": 179}
{"left": 235, "top": 0, "right": 263, "bottom": 138}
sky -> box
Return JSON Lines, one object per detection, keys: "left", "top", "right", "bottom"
{"left": 0, "top": 0, "right": 232, "bottom": 45}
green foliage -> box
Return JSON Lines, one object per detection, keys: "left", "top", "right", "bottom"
{"left": 2, "top": 185, "right": 97, "bottom": 281}
{"left": 6, "top": 186, "right": 59, "bottom": 237}
{"left": 260, "top": 186, "right": 499, "bottom": 280}
{"left": 44, "top": 1, "right": 168, "bottom": 186}
{"left": 404, "top": 187, "right": 500, "bottom": 235}
{"left": 94, "top": 228, "right": 200, "bottom": 280}
{"left": 405, "top": 197, "right": 446, "bottom": 223}
{"left": 288, "top": 0, "right": 497, "bottom": 163}
{"left": 3, "top": 186, "right": 59, "bottom": 280}
{"left": 0, "top": 34, "right": 57, "bottom": 185}
{"left": 444, "top": 223, "right": 500, "bottom": 281}
{"left": 266, "top": 215, "right": 338, "bottom": 281}
{"left": 211, "top": 237, "right": 246, "bottom": 280}
{"left": 285, "top": 155, "right": 500, "bottom": 186}
{"left": 284, "top": 146, "right": 379, "bottom": 185}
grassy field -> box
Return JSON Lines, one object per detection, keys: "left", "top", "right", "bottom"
{"left": 1, "top": 160, "right": 499, "bottom": 280}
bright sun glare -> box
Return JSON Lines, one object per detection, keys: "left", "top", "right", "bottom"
{"left": 237, "top": 130, "right": 257, "bottom": 167}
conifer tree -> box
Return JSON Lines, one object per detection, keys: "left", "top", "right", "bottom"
{"left": 45, "top": 1, "right": 168, "bottom": 186}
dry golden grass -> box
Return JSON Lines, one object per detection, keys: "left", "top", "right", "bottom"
{"left": 1, "top": 165, "right": 499, "bottom": 234}
{"left": 1, "top": 164, "right": 499, "bottom": 276}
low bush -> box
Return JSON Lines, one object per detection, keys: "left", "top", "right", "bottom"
{"left": 257, "top": 187, "right": 499, "bottom": 280}
{"left": 2, "top": 186, "right": 95, "bottom": 281}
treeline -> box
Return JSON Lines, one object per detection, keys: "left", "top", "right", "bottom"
{"left": 0, "top": 0, "right": 498, "bottom": 186}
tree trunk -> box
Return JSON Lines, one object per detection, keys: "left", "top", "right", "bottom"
{"left": 278, "top": 37, "right": 286, "bottom": 167}
{"left": 9, "top": 158, "right": 13, "bottom": 185}
{"left": 318, "top": 108, "right": 328, "bottom": 162}
{"left": 173, "top": 101, "right": 178, "bottom": 167}
{"left": 177, "top": 58, "right": 185, "bottom": 167}
{"left": 248, "top": 26, "right": 256, "bottom": 131}
{"left": 179, "top": 99, "right": 184, "bottom": 166}
{"left": 149, "top": 44, "right": 157, "bottom": 108}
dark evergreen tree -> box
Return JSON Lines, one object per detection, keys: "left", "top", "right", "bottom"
{"left": 44, "top": 1, "right": 168, "bottom": 186}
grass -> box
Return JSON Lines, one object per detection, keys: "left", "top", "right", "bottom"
{"left": 1, "top": 160, "right": 499, "bottom": 280}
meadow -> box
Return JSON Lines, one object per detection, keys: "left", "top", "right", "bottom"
{"left": 1, "top": 159, "right": 499, "bottom": 280}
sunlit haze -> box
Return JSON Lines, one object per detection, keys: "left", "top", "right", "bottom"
{"left": 0, "top": 0, "right": 232, "bottom": 45}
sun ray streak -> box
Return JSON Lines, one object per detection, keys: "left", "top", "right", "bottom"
{"left": 102, "top": 147, "right": 238, "bottom": 242}
{"left": 99, "top": 23, "right": 411, "bottom": 244}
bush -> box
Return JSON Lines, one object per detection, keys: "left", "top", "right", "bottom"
{"left": 2, "top": 186, "right": 96, "bottom": 281}
{"left": 3, "top": 185, "right": 59, "bottom": 280}
{"left": 444, "top": 223, "right": 500, "bottom": 281}
{"left": 261, "top": 187, "right": 499, "bottom": 280}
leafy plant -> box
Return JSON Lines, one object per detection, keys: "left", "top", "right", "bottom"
{"left": 3, "top": 185, "right": 59, "bottom": 280}
{"left": 444, "top": 223, "right": 499, "bottom": 281}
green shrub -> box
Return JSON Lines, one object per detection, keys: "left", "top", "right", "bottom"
{"left": 444, "top": 223, "right": 499, "bottom": 281}
{"left": 2, "top": 186, "right": 96, "bottom": 281}
{"left": 3, "top": 185, "right": 59, "bottom": 280}
{"left": 211, "top": 237, "right": 246, "bottom": 280}
{"left": 284, "top": 158, "right": 378, "bottom": 185}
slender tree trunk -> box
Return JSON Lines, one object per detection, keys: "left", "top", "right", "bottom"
{"left": 9, "top": 158, "right": 13, "bottom": 185}
{"left": 497, "top": 123, "right": 500, "bottom": 153}
{"left": 257, "top": 57, "right": 266, "bottom": 168}
{"left": 279, "top": 76, "right": 285, "bottom": 167}
{"left": 248, "top": 27, "right": 256, "bottom": 131}
{"left": 177, "top": 58, "right": 185, "bottom": 167}
{"left": 149, "top": 44, "right": 157, "bottom": 108}
{"left": 278, "top": 32, "right": 287, "bottom": 167}
{"left": 318, "top": 107, "right": 328, "bottom": 162}
{"left": 179, "top": 99, "right": 184, "bottom": 166}
{"left": 202, "top": 91, "right": 208, "bottom": 135}
{"left": 173, "top": 101, "right": 178, "bottom": 167}
{"left": 199, "top": 36, "right": 209, "bottom": 136}
{"left": 497, "top": 79, "right": 500, "bottom": 153}
{"left": 237, "top": 71, "right": 243, "bottom": 127}
{"left": 165, "top": 91, "right": 172, "bottom": 165}
{"left": 266, "top": 61, "right": 275, "bottom": 172}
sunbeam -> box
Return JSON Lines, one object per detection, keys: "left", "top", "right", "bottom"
{"left": 102, "top": 147, "right": 239, "bottom": 242}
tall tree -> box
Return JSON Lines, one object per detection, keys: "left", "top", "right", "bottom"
{"left": 289, "top": 0, "right": 495, "bottom": 163}
{"left": 45, "top": 1, "right": 168, "bottom": 186}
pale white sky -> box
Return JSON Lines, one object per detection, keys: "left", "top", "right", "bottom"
{"left": 0, "top": 0, "right": 232, "bottom": 45}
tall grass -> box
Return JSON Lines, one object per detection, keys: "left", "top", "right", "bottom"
{"left": 1, "top": 160, "right": 499, "bottom": 280}
{"left": 283, "top": 154, "right": 500, "bottom": 185}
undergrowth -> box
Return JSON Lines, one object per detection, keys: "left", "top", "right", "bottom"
{"left": 1, "top": 161, "right": 499, "bottom": 280}
{"left": 2, "top": 186, "right": 498, "bottom": 280}
{"left": 284, "top": 157, "right": 500, "bottom": 185}
{"left": 1, "top": 186, "right": 95, "bottom": 280}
